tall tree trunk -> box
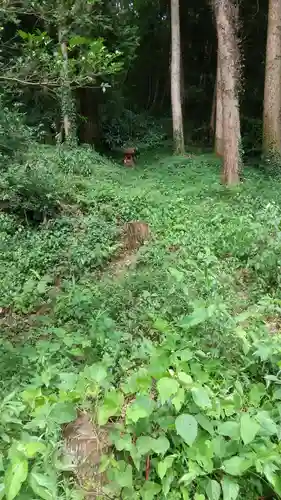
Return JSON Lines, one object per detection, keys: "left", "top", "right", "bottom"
{"left": 263, "top": 0, "right": 281, "bottom": 156}
{"left": 59, "top": 29, "right": 76, "bottom": 145}
{"left": 215, "top": 51, "right": 224, "bottom": 156}
{"left": 210, "top": 75, "right": 216, "bottom": 137}
{"left": 214, "top": 0, "right": 242, "bottom": 185}
{"left": 170, "top": 0, "right": 185, "bottom": 155}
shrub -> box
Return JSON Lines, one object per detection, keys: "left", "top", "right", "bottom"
{"left": 0, "top": 99, "right": 33, "bottom": 168}
{"left": 101, "top": 107, "right": 166, "bottom": 150}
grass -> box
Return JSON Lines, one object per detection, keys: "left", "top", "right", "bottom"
{"left": 1, "top": 146, "right": 281, "bottom": 498}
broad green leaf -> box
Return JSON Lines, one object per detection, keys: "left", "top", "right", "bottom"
{"left": 21, "top": 441, "right": 47, "bottom": 458}
{"left": 195, "top": 495, "right": 206, "bottom": 500}
{"left": 249, "top": 383, "right": 266, "bottom": 406}
{"left": 196, "top": 414, "right": 214, "bottom": 435}
{"left": 175, "top": 414, "right": 198, "bottom": 446}
{"left": 110, "top": 432, "right": 132, "bottom": 451}
{"left": 217, "top": 421, "right": 240, "bottom": 439}
{"left": 115, "top": 464, "right": 133, "bottom": 488}
{"left": 255, "top": 411, "right": 278, "bottom": 436}
{"left": 178, "top": 372, "right": 193, "bottom": 385}
{"left": 273, "top": 387, "right": 281, "bottom": 401}
{"left": 136, "top": 436, "right": 153, "bottom": 455}
{"left": 29, "top": 471, "right": 56, "bottom": 500}
{"left": 222, "top": 456, "right": 251, "bottom": 476}
{"left": 264, "top": 464, "right": 281, "bottom": 497}
{"left": 4, "top": 456, "right": 28, "bottom": 500}
{"left": 69, "top": 35, "right": 89, "bottom": 47}
{"left": 151, "top": 436, "right": 170, "bottom": 455}
{"left": 141, "top": 481, "right": 161, "bottom": 499}
{"left": 157, "top": 377, "right": 179, "bottom": 404}
{"left": 58, "top": 372, "right": 78, "bottom": 391}
{"left": 98, "top": 390, "right": 124, "bottom": 425}
{"left": 136, "top": 436, "right": 170, "bottom": 455}
{"left": 179, "top": 305, "right": 216, "bottom": 329}
{"left": 153, "top": 318, "right": 171, "bottom": 334}
{"left": 212, "top": 436, "right": 226, "bottom": 459}
{"left": 205, "top": 479, "right": 221, "bottom": 500}
{"left": 49, "top": 402, "right": 76, "bottom": 424}
{"left": 162, "top": 469, "right": 174, "bottom": 497}
{"left": 169, "top": 267, "right": 184, "bottom": 282}
{"left": 0, "top": 483, "right": 4, "bottom": 500}
{"left": 240, "top": 413, "right": 259, "bottom": 445}
{"left": 180, "top": 461, "right": 204, "bottom": 484}
{"left": 221, "top": 476, "right": 239, "bottom": 500}
{"left": 157, "top": 455, "right": 175, "bottom": 480}
{"left": 172, "top": 387, "right": 185, "bottom": 412}
{"left": 126, "top": 395, "right": 155, "bottom": 424}
{"left": 192, "top": 387, "right": 212, "bottom": 409}
{"left": 180, "top": 486, "right": 190, "bottom": 499}
{"left": 83, "top": 363, "right": 107, "bottom": 384}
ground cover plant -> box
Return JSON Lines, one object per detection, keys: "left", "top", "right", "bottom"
{"left": 1, "top": 146, "right": 281, "bottom": 499}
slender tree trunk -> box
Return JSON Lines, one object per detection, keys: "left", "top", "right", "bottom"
{"left": 263, "top": 0, "right": 281, "bottom": 156}
{"left": 214, "top": 0, "right": 242, "bottom": 185}
{"left": 215, "top": 51, "right": 223, "bottom": 157}
{"left": 170, "top": 0, "right": 185, "bottom": 155}
{"left": 58, "top": 29, "right": 76, "bottom": 145}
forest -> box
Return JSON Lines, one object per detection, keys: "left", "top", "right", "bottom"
{"left": 1, "top": 0, "right": 281, "bottom": 499}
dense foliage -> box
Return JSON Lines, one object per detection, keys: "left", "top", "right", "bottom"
{"left": 1, "top": 144, "right": 281, "bottom": 498}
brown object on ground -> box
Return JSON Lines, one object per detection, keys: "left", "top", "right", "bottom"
{"left": 63, "top": 412, "right": 110, "bottom": 498}
{"left": 123, "top": 147, "right": 136, "bottom": 167}
{"left": 101, "top": 221, "right": 151, "bottom": 278}
{"left": 122, "top": 220, "right": 151, "bottom": 251}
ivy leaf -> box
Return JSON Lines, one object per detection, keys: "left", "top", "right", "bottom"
{"left": 98, "top": 390, "right": 124, "bottom": 425}
{"left": 192, "top": 387, "right": 212, "bottom": 409}
{"left": 49, "top": 402, "right": 77, "bottom": 424}
{"left": 221, "top": 476, "right": 239, "bottom": 500}
{"left": 4, "top": 455, "right": 28, "bottom": 500}
{"left": 175, "top": 414, "right": 198, "bottom": 446}
{"left": 141, "top": 481, "right": 161, "bottom": 499}
{"left": 222, "top": 456, "right": 251, "bottom": 476}
{"left": 157, "top": 455, "right": 175, "bottom": 480}
{"left": 217, "top": 421, "right": 240, "bottom": 439}
{"left": 157, "top": 377, "right": 179, "bottom": 404}
{"left": 205, "top": 479, "right": 221, "bottom": 500}
{"left": 240, "top": 413, "right": 260, "bottom": 445}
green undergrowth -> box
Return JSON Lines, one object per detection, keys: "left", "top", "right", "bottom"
{"left": 1, "top": 146, "right": 281, "bottom": 499}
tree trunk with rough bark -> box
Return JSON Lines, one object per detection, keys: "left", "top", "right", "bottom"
{"left": 263, "top": 0, "right": 281, "bottom": 157}
{"left": 214, "top": 0, "right": 242, "bottom": 185}
{"left": 170, "top": 0, "right": 185, "bottom": 155}
{"left": 215, "top": 51, "right": 224, "bottom": 156}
